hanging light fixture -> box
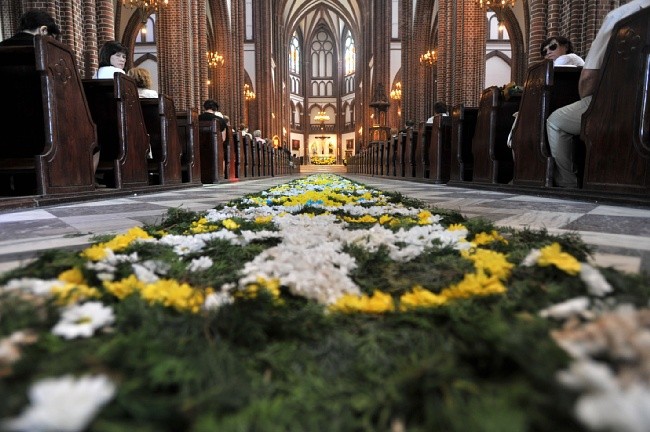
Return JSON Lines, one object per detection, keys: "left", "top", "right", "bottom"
{"left": 122, "top": 0, "right": 169, "bottom": 11}
{"left": 244, "top": 84, "right": 256, "bottom": 101}
{"left": 419, "top": 50, "right": 437, "bottom": 66}
{"left": 314, "top": 111, "right": 330, "bottom": 123}
{"left": 476, "top": 0, "right": 516, "bottom": 9}
{"left": 207, "top": 51, "right": 225, "bottom": 68}
{"left": 389, "top": 82, "right": 402, "bottom": 101}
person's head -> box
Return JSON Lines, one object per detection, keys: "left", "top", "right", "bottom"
{"left": 223, "top": 115, "right": 231, "bottom": 125}
{"left": 98, "top": 41, "right": 128, "bottom": 70}
{"left": 406, "top": 119, "right": 416, "bottom": 128}
{"left": 434, "top": 102, "right": 448, "bottom": 114}
{"left": 18, "top": 10, "right": 60, "bottom": 38}
{"left": 203, "top": 99, "right": 220, "bottom": 112}
{"left": 127, "top": 67, "right": 153, "bottom": 89}
{"left": 540, "top": 36, "right": 574, "bottom": 61}
{"left": 239, "top": 123, "right": 248, "bottom": 131}
{"left": 253, "top": 130, "right": 262, "bottom": 138}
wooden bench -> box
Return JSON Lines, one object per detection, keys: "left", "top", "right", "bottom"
{"left": 176, "top": 109, "right": 201, "bottom": 184}
{"left": 82, "top": 74, "right": 149, "bottom": 189}
{"left": 198, "top": 119, "right": 225, "bottom": 183}
{"left": 0, "top": 35, "right": 96, "bottom": 195}
{"left": 140, "top": 95, "right": 183, "bottom": 185}
{"left": 450, "top": 104, "right": 478, "bottom": 181}
{"left": 511, "top": 60, "right": 582, "bottom": 187}
{"left": 421, "top": 116, "right": 451, "bottom": 183}
{"left": 471, "top": 86, "right": 520, "bottom": 184}
{"left": 581, "top": 6, "right": 650, "bottom": 196}
{"left": 240, "top": 134, "right": 252, "bottom": 178}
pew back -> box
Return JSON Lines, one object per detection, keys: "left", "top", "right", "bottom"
{"left": 512, "top": 60, "right": 581, "bottom": 187}
{"left": 177, "top": 108, "right": 201, "bottom": 184}
{"left": 450, "top": 104, "right": 478, "bottom": 181}
{"left": 581, "top": 6, "right": 650, "bottom": 195}
{"left": 198, "top": 119, "right": 225, "bottom": 183}
{"left": 140, "top": 95, "right": 183, "bottom": 185}
{"left": 83, "top": 74, "right": 149, "bottom": 189}
{"left": 0, "top": 36, "right": 96, "bottom": 195}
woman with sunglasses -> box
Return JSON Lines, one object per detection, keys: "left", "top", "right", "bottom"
{"left": 539, "top": 36, "right": 584, "bottom": 67}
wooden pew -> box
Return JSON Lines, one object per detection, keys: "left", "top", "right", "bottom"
{"left": 581, "top": 6, "right": 650, "bottom": 196}
{"left": 83, "top": 74, "right": 149, "bottom": 189}
{"left": 471, "top": 86, "right": 520, "bottom": 184}
{"left": 421, "top": 116, "right": 451, "bottom": 183}
{"left": 140, "top": 95, "right": 183, "bottom": 185}
{"left": 511, "top": 60, "right": 581, "bottom": 187}
{"left": 450, "top": 104, "right": 478, "bottom": 182}
{"left": 198, "top": 119, "right": 226, "bottom": 183}
{"left": 240, "top": 134, "right": 252, "bottom": 178}
{"left": 176, "top": 108, "right": 201, "bottom": 184}
{"left": 0, "top": 35, "right": 96, "bottom": 195}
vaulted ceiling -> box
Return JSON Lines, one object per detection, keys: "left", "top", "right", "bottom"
{"left": 279, "top": 0, "right": 364, "bottom": 40}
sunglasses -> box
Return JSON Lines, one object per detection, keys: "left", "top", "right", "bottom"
{"left": 542, "top": 42, "right": 558, "bottom": 56}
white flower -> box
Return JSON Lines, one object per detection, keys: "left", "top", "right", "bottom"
{"left": 51, "top": 302, "right": 115, "bottom": 339}
{"left": 188, "top": 256, "right": 213, "bottom": 272}
{"left": 539, "top": 297, "right": 590, "bottom": 320}
{"left": 2, "top": 278, "right": 64, "bottom": 297}
{"left": 203, "top": 291, "right": 234, "bottom": 310}
{"left": 520, "top": 249, "right": 541, "bottom": 267}
{"left": 580, "top": 263, "right": 613, "bottom": 297}
{"left": 2, "top": 374, "right": 116, "bottom": 432}
{"left": 131, "top": 263, "right": 160, "bottom": 284}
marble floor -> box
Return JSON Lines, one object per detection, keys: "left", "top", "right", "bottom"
{"left": 0, "top": 174, "right": 648, "bottom": 275}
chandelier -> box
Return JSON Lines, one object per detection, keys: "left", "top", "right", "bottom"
{"left": 390, "top": 82, "right": 402, "bottom": 101}
{"left": 419, "top": 50, "right": 437, "bottom": 66}
{"left": 122, "top": 0, "right": 168, "bottom": 10}
{"left": 207, "top": 51, "right": 224, "bottom": 68}
{"left": 243, "top": 84, "right": 256, "bottom": 101}
{"left": 314, "top": 111, "right": 330, "bottom": 123}
{"left": 476, "top": 0, "right": 516, "bottom": 10}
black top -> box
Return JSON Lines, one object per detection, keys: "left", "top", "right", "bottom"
{"left": 198, "top": 112, "right": 227, "bottom": 130}
{"left": 0, "top": 32, "right": 35, "bottom": 46}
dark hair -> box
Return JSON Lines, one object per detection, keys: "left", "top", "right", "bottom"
{"left": 98, "top": 41, "right": 128, "bottom": 67}
{"left": 540, "top": 36, "right": 574, "bottom": 57}
{"left": 406, "top": 119, "right": 416, "bottom": 127}
{"left": 19, "top": 10, "right": 60, "bottom": 37}
{"left": 434, "top": 102, "right": 448, "bottom": 114}
{"left": 203, "top": 99, "right": 220, "bottom": 111}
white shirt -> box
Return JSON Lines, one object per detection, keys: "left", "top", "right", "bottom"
{"left": 94, "top": 66, "right": 125, "bottom": 79}
{"left": 584, "top": 0, "right": 650, "bottom": 70}
{"left": 137, "top": 88, "right": 159, "bottom": 98}
{"left": 554, "top": 53, "right": 585, "bottom": 67}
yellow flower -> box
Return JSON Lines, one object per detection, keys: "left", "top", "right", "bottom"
{"left": 379, "top": 214, "right": 394, "bottom": 225}
{"left": 103, "top": 274, "right": 144, "bottom": 300}
{"left": 448, "top": 223, "right": 467, "bottom": 231}
{"left": 343, "top": 215, "right": 378, "bottom": 224}
{"left": 240, "top": 277, "right": 282, "bottom": 303}
{"left": 472, "top": 230, "right": 508, "bottom": 246}
{"left": 189, "top": 217, "right": 217, "bottom": 234}
{"left": 80, "top": 227, "right": 152, "bottom": 261}
{"left": 461, "top": 248, "right": 513, "bottom": 280}
{"left": 255, "top": 215, "right": 273, "bottom": 224}
{"left": 222, "top": 219, "right": 240, "bottom": 231}
{"left": 329, "top": 290, "right": 394, "bottom": 314}
{"left": 537, "top": 243, "right": 581, "bottom": 276}
{"left": 50, "top": 283, "right": 101, "bottom": 305}
{"left": 58, "top": 268, "right": 85, "bottom": 285}
{"left": 139, "top": 279, "right": 206, "bottom": 313}
{"left": 441, "top": 270, "right": 506, "bottom": 300}
{"left": 417, "top": 210, "right": 433, "bottom": 225}
{"left": 400, "top": 285, "right": 447, "bottom": 310}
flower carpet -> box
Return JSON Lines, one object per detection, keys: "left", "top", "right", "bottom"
{"left": 1, "top": 174, "right": 649, "bottom": 431}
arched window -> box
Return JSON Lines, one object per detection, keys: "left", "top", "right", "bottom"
{"left": 344, "top": 30, "right": 355, "bottom": 76}
{"left": 289, "top": 32, "right": 300, "bottom": 74}
{"left": 311, "top": 30, "right": 334, "bottom": 79}
{"left": 136, "top": 14, "right": 156, "bottom": 44}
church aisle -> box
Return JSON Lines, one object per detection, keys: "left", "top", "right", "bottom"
{"left": 0, "top": 173, "right": 647, "bottom": 275}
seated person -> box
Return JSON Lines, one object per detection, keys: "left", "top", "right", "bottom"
{"left": 546, "top": 0, "right": 649, "bottom": 188}
{"left": 127, "top": 67, "right": 158, "bottom": 98}
{"left": 426, "top": 102, "right": 449, "bottom": 123}
{"left": 508, "top": 35, "right": 585, "bottom": 150}
{"left": 540, "top": 36, "right": 585, "bottom": 67}
{"left": 0, "top": 9, "right": 60, "bottom": 46}
{"left": 94, "top": 41, "right": 127, "bottom": 79}
{"left": 199, "top": 99, "right": 227, "bottom": 140}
